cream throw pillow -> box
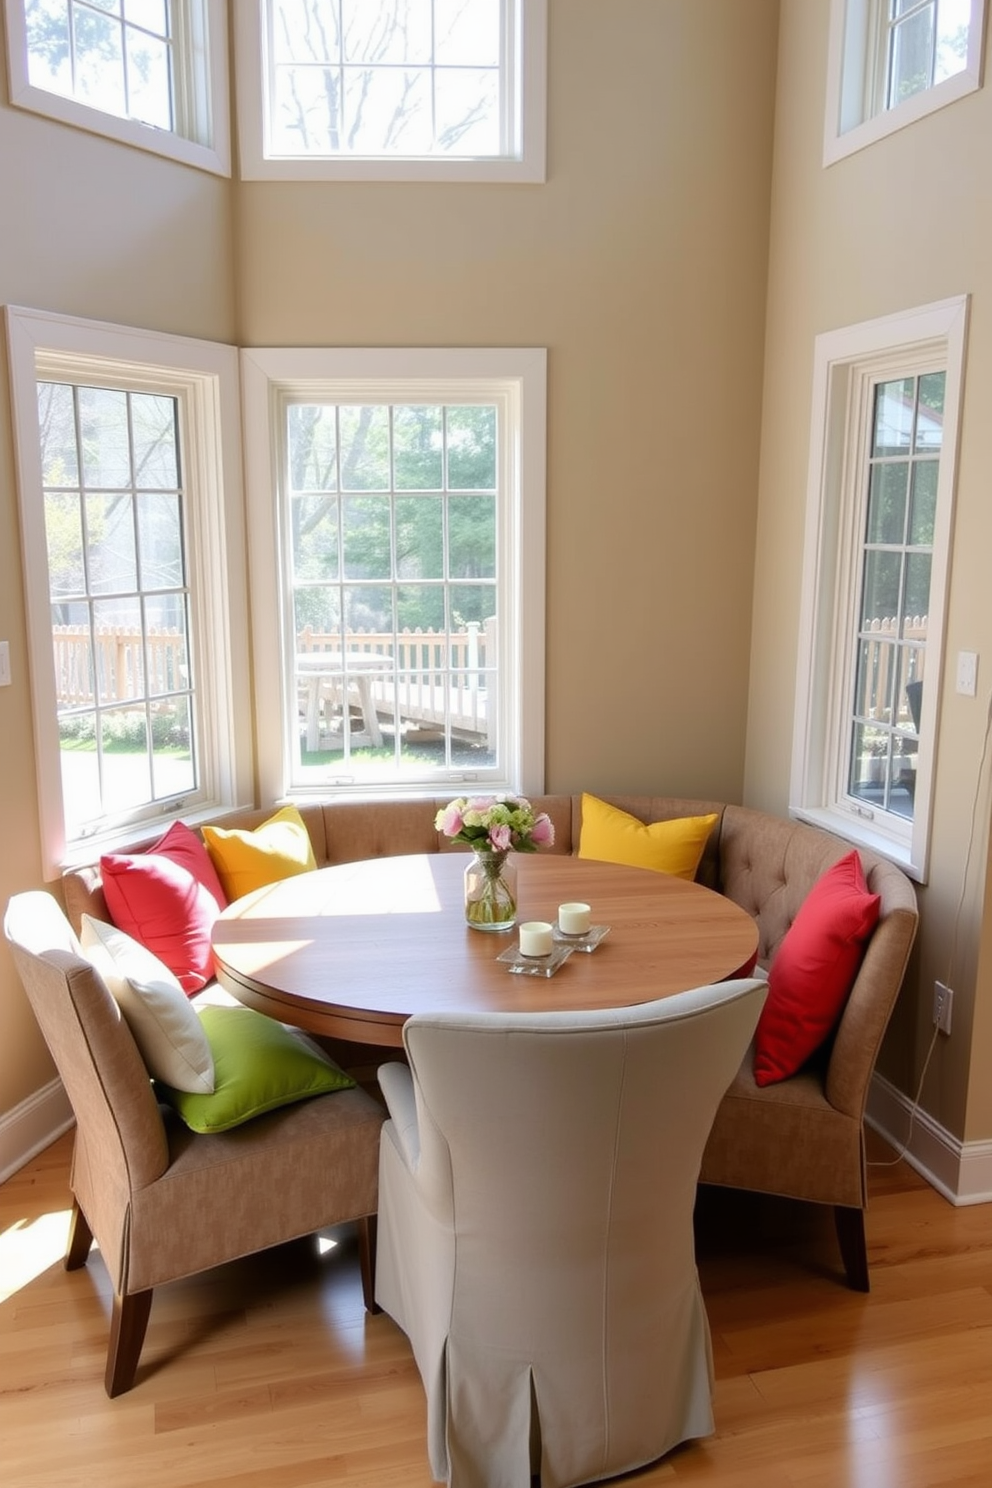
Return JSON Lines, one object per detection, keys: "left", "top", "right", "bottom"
{"left": 80, "top": 915, "right": 215, "bottom": 1094}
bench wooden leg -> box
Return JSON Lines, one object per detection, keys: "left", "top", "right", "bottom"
{"left": 64, "top": 1198, "right": 94, "bottom": 1270}
{"left": 105, "top": 1289, "right": 153, "bottom": 1397}
{"left": 358, "top": 1214, "right": 381, "bottom": 1315}
{"left": 834, "top": 1205, "right": 870, "bottom": 1292}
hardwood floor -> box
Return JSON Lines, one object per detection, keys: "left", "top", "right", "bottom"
{"left": 2, "top": 1129, "right": 991, "bottom": 1487}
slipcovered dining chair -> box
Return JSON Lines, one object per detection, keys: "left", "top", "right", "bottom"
{"left": 375, "top": 978, "right": 768, "bottom": 1488}
{"left": 4, "top": 890, "right": 385, "bottom": 1397}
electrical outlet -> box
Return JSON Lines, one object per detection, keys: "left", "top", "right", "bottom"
{"left": 933, "top": 981, "right": 953, "bottom": 1035}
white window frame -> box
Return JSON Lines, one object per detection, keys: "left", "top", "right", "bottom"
{"left": 791, "top": 295, "right": 968, "bottom": 882}
{"left": 5, "top": 305, "right": 252, "bottom": 879}
{"left": 240, "top": 345, "right": 546, "bottom": 805}
{"left": 233, "top": 0, "right": 546, "bottom": 182}
{"left": 3, "top": 0, "right": 231, "bottom": 176}
{"left": 824, "top": 0, "right": 986, "bottom": 166}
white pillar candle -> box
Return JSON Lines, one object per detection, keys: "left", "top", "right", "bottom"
{"left": 519, "top": 921, "right": 554, "bottom": 957}
{"left": 558, "top": 902, "right": 592, "bottom": 936}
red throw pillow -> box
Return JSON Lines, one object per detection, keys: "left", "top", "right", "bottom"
{"left": 101, "top": 821, "right": 229, "bottom": 995}
{"left": 754, "top": 851, "right": 880, "bottom": 1087}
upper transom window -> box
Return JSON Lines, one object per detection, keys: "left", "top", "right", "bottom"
{"left": 824, "top": 0, "right": 985, "bottom": 165}
{"left": 3, "top": 0, "right": 230, "bottom": 174}
{"left": 235, "top": 0, "right": 546, "bottom": 181}
{"left": 26, "top": 0, "right": 177, "bottom": 130}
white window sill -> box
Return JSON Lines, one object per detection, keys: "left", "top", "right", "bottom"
{"left": 789, "top": 805, "right": 925, "bottom": 884}
{"left": 8, "top": 81, "right": 231, "bottom": 175}
{"left": 824, "top": 66, "right": 983, "bottom": 168}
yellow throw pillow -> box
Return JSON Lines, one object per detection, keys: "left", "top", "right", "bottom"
{"left": 578, "top": 794, "right": 718, "bottom": 881}
{"left": 202, "top": 806, "right": 317, "bottom": 902}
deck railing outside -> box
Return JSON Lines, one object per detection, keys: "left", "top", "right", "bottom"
{"left": 855, "top": 616, "right": 928, "bottom": 729}
{"left": 53, "top": 625, "right": 187, "bottom": 706}
{"left": 52, "top": 620, "right": 496, "bottom": 743}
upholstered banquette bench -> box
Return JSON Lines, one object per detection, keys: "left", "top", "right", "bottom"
{"left": 62, "top": 793, "right": 919, "bottom": 1289}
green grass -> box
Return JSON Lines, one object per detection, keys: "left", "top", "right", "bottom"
{"left": 300, "top": 744, "right": 444, "bottom": 767}
{"left": 300, "top": 737, "right": 495, "bottom": 768}
{"left": 61, "top": 740, "right": 190, "bottom": 758}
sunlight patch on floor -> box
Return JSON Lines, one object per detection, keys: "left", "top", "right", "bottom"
{"left": 0, "top": 1211, "right": 71, "bottom": 1302}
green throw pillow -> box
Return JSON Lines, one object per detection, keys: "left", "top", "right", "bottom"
{"left": 160, "top": 1005, "right": 355, "bottom": 1133}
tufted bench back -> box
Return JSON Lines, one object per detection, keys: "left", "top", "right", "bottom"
{"left": 719, "top": 806, "right": 851, "bottom": 965}
{"left": 716, "top": 803, "right": 918, "bottom": 1126}
{"left": 717, "top": 805, "right": 916, "bottom": 968}
{"left": 62, "top": 795, "right": 577, "bottom": 933}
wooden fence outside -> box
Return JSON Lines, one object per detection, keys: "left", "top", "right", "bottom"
{"left": 297, "top": 620, "right": 495, "bottom": 742}
{"left": 53, "top": 626, "right": 187, "bottom": 707}
{"left": 52, "top": 621, "right": 496, "bottom": 742}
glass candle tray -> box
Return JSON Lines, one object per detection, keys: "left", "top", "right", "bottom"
{"left": 496, "top": 942, "right": 575, "bottom": 977}
{"left": 551, "top": 924, "right": 611, "bottom": 953}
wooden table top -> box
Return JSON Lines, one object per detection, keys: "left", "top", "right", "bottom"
{"left": 211, "top": 852, "right": 759, "bottom": 1048}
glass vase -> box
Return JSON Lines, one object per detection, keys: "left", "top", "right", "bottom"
{"left": 464, "top": 849, "right": 518, "bottom": 931}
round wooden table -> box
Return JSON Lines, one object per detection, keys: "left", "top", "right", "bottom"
{"left": 211, "top": 853, "right": 759, "bottom": 1048}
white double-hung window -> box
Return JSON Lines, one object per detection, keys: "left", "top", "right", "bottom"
{"left": 3, "top": 0, "right": 230, "bottom": 173}
{"left": 791, "top": 297, "right": 968, "bottom": 881}
{"left": 824, "top": 0, "right": 985, "bottom": 164}
{"left": 7, "top": 322, "right": 545, "bottom": 871}
{"left": 240, "top": 347, "right": 546, "bottom": 803}
{"left": 6, "top": 307, "right": 251, "bottom": 878}
{"left": 234, "top": 0, "right": 546, "bottom": 180}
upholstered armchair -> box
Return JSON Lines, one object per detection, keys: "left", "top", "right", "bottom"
{"left": 374, "top": 979, "right": 767, "bottom": 1488}
{"left": 4, "top": 890, "right": 385, "bottom": 1396}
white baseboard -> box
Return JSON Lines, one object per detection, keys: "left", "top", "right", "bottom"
{"left": 867, "top": 1072, "right": 992, "bottom": 1205}
{"left": 0, "top": 1079, "right": 74, "bottom": 1185}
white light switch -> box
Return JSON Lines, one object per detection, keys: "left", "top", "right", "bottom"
{"left": 0, "top": 641, "right": 10, "bottom": 687}
{"left": 956, "top": 650, "right": 978, "bottom": 697}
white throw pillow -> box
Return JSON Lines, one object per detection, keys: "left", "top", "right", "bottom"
{"left": 80, "top": 915, "right": 215, "bottom": 1095}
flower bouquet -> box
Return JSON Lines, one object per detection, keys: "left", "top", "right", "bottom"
{"left": 435, "top": 795, "right": 555, "bottom": 931}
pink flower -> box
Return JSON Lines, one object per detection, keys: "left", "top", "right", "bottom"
{"left": 489, "top": 823, "right": 512, "bottom": 851}
{"left": 461, "top": 796, "right": 498, "bottom": 829}
{"left": 530, "top": 813, "right": 555, "bottom": 847}
{"left": 436, "top": 801, "right": 464, "bottom": 837}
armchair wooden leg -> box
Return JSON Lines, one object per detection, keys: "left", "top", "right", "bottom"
{"left": 64, "top": 1199, "right": 94, "bottom": 1270}
{"left": 105, "top": 1289, "right": 153, "bottom": 1398}
{"left": 834, "top": 1205, "right": 870, "bottom": 1292}
{"left": 358, "top": 1214, "right": 381, "bottom": 1315}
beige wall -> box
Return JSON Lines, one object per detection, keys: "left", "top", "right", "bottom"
{"left": 0, "top": 4, "right": 782, "bottom": 1130}
{"left": 749, "top": 1, "right": 992, "bottom": 1141}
